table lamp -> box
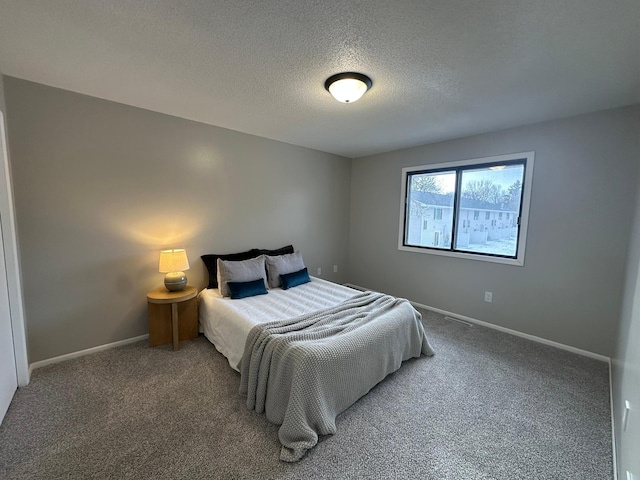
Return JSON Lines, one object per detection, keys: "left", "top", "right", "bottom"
{"left": 159, "top": 249, "right": 190, "bottom": 291}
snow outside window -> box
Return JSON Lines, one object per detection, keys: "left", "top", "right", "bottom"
{"left": 399, "top": 152, "right": 534, "bottom": 266}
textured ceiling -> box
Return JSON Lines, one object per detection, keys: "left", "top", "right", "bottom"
{"left": 0, "top": 0, "right": 638, "bottom": 158}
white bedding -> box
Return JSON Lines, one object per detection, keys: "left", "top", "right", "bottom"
{"left": 198, "top": 277, "right": 359, "bottom": 371}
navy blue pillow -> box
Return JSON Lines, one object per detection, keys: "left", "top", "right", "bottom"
{"left": 257, "top": 245, "right": 294, "bottom": 257}
{"left": 227, "top": 278, "right": 268, "bottom": 299}
{"left": 280, "top": 268, "right": 311, "bottom": 290}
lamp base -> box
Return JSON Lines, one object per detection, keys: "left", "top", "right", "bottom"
{"left": 164, "top": 271, "right": 187, "bottom": 292}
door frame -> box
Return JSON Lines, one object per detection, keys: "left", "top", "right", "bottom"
{"left": 0, "top": 110, "right": 29, "bottom": 386}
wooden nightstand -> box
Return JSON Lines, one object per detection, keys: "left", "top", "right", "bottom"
{"left": 147, "top": 286, "right": 198, "bottom": 351}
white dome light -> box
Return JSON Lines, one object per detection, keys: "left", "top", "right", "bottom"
{"left": 325, "top": 72, "right": 372, "bottom": 103}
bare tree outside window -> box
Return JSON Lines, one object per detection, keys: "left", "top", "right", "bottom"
{"left": 400, "top": 153, "right": 534, "bottom": 265}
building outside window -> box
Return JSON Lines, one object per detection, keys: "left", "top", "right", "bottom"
{"left": 399, "top": 152, "right": 534, "bottom": 266}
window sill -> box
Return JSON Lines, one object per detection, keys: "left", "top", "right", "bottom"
{"left": 398, "top": 244, "right": 525, "bottom": 266}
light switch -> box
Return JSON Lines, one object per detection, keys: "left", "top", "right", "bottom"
{"left": 623, "top": 400, "right": 631, "bottom": 432}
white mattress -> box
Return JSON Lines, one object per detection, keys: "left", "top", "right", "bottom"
{"left": 198, "top": 277, "right": 359, "bottom": 371}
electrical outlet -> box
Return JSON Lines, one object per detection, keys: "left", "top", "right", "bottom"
{"left": 484, "top": 291, "right": 493, "bottom": 303}
{"left": 317, "top": 267, "right": 322, "bottom": 276}
{"left": 626, "top": 471, "right": 636, "bottom": 480}
{"left": 333, "top": 265, "right": 338, "bottom": 273}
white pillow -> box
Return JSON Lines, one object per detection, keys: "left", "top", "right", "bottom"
{"left": 265, "top": 252, "right": 305, "bottom": 289}
{"left": 217, "top": 255, "right": 267, "bottom": 297}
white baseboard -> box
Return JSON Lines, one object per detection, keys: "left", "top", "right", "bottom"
{"left": 29, "top": 334, "right": 149, "bottom": 372}
{"left": 344, "top": 283, "right": 610, "bottom": 362}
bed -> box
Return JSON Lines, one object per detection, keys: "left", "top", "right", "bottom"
{"left": 198, "top": 247, "right": 435, "bottom": 461}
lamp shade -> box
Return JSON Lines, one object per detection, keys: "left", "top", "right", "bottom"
{"left": 325, "top": 72, "right": 372, "bottom": 103}
{"left": 159, "top": 249, "right": 190, "bottom": 273}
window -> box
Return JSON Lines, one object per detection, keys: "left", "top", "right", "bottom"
{"left": 399, "top": 152, "right": 534, "bottom": 266}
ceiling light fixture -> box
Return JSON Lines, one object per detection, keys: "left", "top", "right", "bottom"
{"left": 324, "top": 72, "right": 372, "bottom": 103}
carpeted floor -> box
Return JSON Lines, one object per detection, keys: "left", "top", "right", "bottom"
{"left": 0, "top": 309, "right": 612, "bottom": 479}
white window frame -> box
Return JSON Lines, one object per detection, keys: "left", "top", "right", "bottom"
{"left": 398, "top": 151, "right": 535, "bottom": 266}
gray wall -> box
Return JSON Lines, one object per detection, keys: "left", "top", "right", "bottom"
{"left": 4, "top": 77, "right": 351, "bottom": 363}
{"left": 349, "top": 105, "right": 640, "bottom": 357}
{"left": 612, "top": 129, "right": 640, "bottom": 478}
